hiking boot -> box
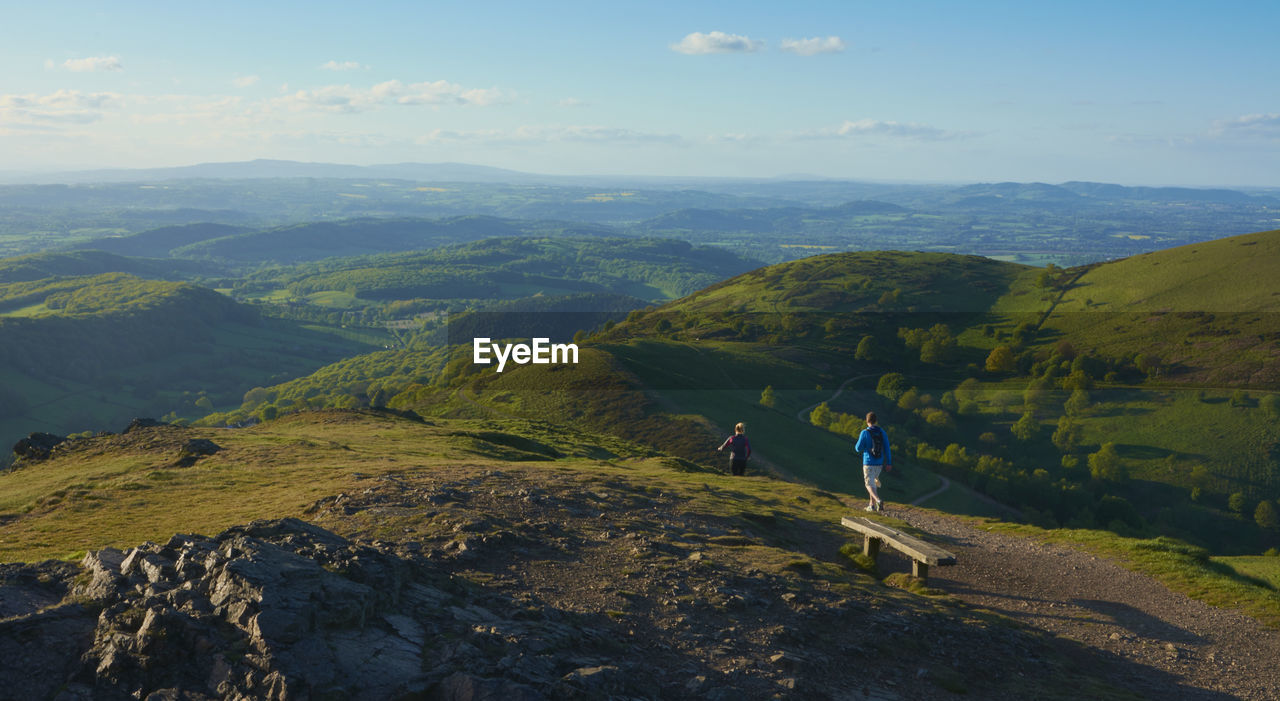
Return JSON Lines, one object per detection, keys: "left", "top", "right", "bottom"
{"left": 864, "top": 505, "right": 877, "bottom": 512}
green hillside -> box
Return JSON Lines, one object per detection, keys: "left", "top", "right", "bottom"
{"left": 220, "top": 232, "right": 1280, "bottom": 554}
{"left": 239, "top": 236, "right": 758, "bottom": 306}
{"left": 174, "top": 215, "right": 619, "bottom": 264}
{"left": 0, "top": 408, "right": 1162, "bottom": 699}
{"left": 0, "top": 273, "right": 383, "bottom": 461}
{"left": 1044, "top": 228, "right": 1280, "bottom": 386}
{"left": 0, "top": 250, "right": 215, "bottom": 284}
{"left": 70, "top": 222, "right": 249, "bottom": 258}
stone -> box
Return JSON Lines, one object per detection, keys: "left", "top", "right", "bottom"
{"left": 11, "top": 432, "right": 66, "bottom": 462}
{"left": 174, "top": 439, "right": 221, "bottom": 466}
{"left": 122, "top": 418, "right": 167, "bottom": 433}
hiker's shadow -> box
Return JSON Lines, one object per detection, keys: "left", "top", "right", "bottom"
{"left": 938, "top": 585, "right": 1206, "bottom": 645}
{"left": 1070, "top": 598, "right": 1208, "bottom": 645}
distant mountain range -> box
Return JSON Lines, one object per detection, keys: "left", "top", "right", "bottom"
{"left": 0, "top": 160, "right": 540, "bottom": 185}
{"left": 4, "top": 160, "right": 1278, "bottom": 203}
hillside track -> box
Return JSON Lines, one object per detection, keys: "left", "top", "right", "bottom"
{"left": 892, "top": 506, "right": 1280, "bottom": 699}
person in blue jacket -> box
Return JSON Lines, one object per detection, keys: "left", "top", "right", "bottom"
{"left": 854, "top": 412, "right": 892, "bottom": 512}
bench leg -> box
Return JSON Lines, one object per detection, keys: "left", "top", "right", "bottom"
{"left": 863, "top": 536, "right": 881, "bottom": 560}
{"left": 912, "top": 561, "right": 929, "bottom": 580}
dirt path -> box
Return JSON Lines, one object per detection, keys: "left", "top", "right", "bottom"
{"left": 794, "top": 374, "right": 879, "bottom": 422}
{"left": 890, "top": 505, "right": 1280, "bottom": 699}
{"left": 910, "top": 474, "right": 952, "bottom": 506}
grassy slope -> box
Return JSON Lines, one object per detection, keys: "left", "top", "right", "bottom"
{"left": 0, "top": 273, "right": 382, "bottom": 449}
{"left": 225, "top": 238, "right": 1279, "bottom": 550}
{"left": 1, "top": 407, "right": 1274, "bottom": 697}
{"left": 0, "top": 408, "right": 1150, "bottom": 698}
{"left": 669, "top": 249, "right": 1030, "bottom": 314}
{"left": 1045, "top": 229, "right": 1280, "bottom": 387}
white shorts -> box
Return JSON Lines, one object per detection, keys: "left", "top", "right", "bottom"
{"left": 863, "top": 464, "right": 883, "bottom": 500}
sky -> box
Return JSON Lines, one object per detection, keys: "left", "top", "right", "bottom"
{"left": 2, "top": 1, "right": 1278, "bottom": 186}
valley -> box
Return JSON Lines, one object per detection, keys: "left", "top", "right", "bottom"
{"left": 1, "top": 173, "right": 1278, "bottom": 699}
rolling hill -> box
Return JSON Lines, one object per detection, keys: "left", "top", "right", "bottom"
{"left": 0, "top": 408, "right": 1180, "bottom": 699}
{"left": 247, "top": 236, "right": 761, "bottom": 304}
{"left": 0, "top": 273, "right": 382, "bottom": 462}
{"left": 0, "top": 249, "right": 217, "bottom": 284}
{"left": 6, "top": 230, "right": 1280, "bottom": 698}
{"left": 69, "top": 223, "right": 250, "bottom": 258}
{"left": 223, "top": 230, "right": 1280, "bottom": 554}
{"left": 173, "top": 216, "right": 619, "bottom": 264}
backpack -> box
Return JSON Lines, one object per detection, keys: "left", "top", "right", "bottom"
{"left": 868, "top": 426, "right": 884, "bottom": 459}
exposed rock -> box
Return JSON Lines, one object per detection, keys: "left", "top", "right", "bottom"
{"left": 11, "top": 431, "right": 66, "bottom": 463}
{"left": 0, "top": 518, "right": 667, "bottom": 700}
{"left": 174, "top": 439, "right": 221, "bottom": 466}
{"left": 123, "top": 418, "right": 168, "bottom": 434}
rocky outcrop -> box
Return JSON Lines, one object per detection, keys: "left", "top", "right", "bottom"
{"left": 0, "top": 518, "right": 659, "bottom": 700}
{"left": 11, "top": 431, "right": 66, "bottom": 463}
{"left": 122, "top": 418, "right": 168, "bottom": 434}
{"left": 174, "top": 439, "right": 221, "bottom": 466}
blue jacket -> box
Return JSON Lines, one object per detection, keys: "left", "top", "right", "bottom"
{"left": 855, "top": 426, "right": 891, "bottom": 466}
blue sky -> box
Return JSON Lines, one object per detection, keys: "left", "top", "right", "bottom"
{"left": 2, "top": 1, "right": 1278, "bottom": 185}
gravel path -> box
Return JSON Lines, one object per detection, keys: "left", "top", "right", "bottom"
{"left": 892, "top": 505, "right": 1280, "bottom": 699}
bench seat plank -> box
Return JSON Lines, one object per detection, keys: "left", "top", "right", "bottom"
{"left": 841, "top": 516, "right": 957, "bottom": 566}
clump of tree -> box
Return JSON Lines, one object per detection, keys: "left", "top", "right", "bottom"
{"left": 985, "top": 345, "right": 1016, "bottom": 374}
{"left": 1255, "top": 500, "right": 1279, "bottom": 531}
{"left": 898, "top": 324, "right": 956, "bottom": 364}
{"left": 808, "top": 402, "right": 866, "bottom": 439}
{"left": 1263, "top": 394, "right": 1280, "bottom": 417}
{"left": 1088, "top": 442, "right": 1127, "bottom": 483}
{"left": 854, "top": 335, "right": 877, "bottom": 361}
{"left": 876, "top": 372, "right": 909, "bottom": 402}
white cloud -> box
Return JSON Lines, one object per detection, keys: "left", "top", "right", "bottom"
{"left": 1210, "top": 113, "right": 1280, "bottom": 140}
{"left": 557, "top": 97, "right": 587, "bottom": 108}
{"left": 671, "top": 31, "right": 763, "bottom": 55}
{"left": 780, "top": 36, "right": 847, "bottom": 55}
{"left": 320, "top": 60, "right": 366, "bottom": 71}
{"left": 274, "top": 79, "right": 507, "bottom": 113}
{"left": 0, "top": 89, "right": 122, "bottom": 126}
{"left": 798, "top": 119, "right": 974, "bottom": 141}
{"left": 232, "top": 75, "right": 260, "bottom": 88}
{"left": 62, "top": 56, "right": 123, "bottom": 72}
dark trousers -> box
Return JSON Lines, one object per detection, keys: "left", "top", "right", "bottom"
{"left": 731, "top": 459, "right": 747, "bottom": 476}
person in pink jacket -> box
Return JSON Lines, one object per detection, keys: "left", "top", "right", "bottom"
{"left": 717, "top": 422, "right": 751, "bottom": 476}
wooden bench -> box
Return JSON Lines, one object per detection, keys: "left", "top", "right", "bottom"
{"left": 841, "top": 516, "right": 957, "bottom": 581}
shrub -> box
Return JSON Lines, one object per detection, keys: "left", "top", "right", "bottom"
{"left": 1051, "top": 416, "right": 1080, "bottom": 453}
{"left": 877, "top": 373, "right": 909, "bottom": 401}
{"left": 1262, "top": 394, "right": 1280, "bottom": 417}
{"left": 1254, "top": 500, "right": 1278, "bottom": 530}
{"left": 1064, "top": 388, "right": 1091, "bottom": 417}
{"left": 985, "top": 346, "right": 1016, "bottom": 374}
{"left": 855, "top": 335, "right": 877, "bottom": 361}
{"left": 1088, "top": 443, "right": 1126, "bottom": 483}
{"left": 809, "top": 402, "right": 833, "bottom": 428}
{"left": 1011, "top": 411, "right": 1040, "bottom": 441}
